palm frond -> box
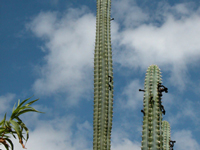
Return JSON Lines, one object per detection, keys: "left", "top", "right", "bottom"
{"left": 11, "top": 97, "right": 44, "bottom": 120}
{"left": 4, "top": 138, "right": 13, "bottom": 150}
{"left": 16, "top": 118, "right": 29, "bottom": 142}
{"left": 9, "top": 120, "right": 22, "bottom": 138}
{"left": 0, "top": 96, "right": 44, "bottom": 150}
{"left": 0, "top": 137, "right": 10, "bottom": 150}
{"left": 0, "top": 114, "right": 7, "bottom": 127}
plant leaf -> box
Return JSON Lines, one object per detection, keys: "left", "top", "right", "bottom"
{"left": 17, "top": 99, "right": 20, "bottom": 107}
{"left": 25, "top": 99, "right": 39, "bottom": 107}
{"left": 0, "top": 127, "right": 6, "bottom": 133}
{"left": 4, "top": 138, "right": 14, "bottom": 150}
{"left": 0, "top": 114, "right": 6, "bottom": 126}
{"left": 17, "top": 96, "right": 33, "bottom": 108}
{"left": 0, "top": 138, "right": 10, "bottom": 150}
{"left": 12, "top": 103, "right": 16, "bottom": 113}
{"left": 15, "top": 117, "right": 29, "bottom": 141}
{"left": 11, "top": 98, "right": 44, "bottom": 120}
{"left": 18, "top": 108, "right": 44, "bottom": 117}
{"left": 9, "top": 120, "right": 22, "bottom": 138}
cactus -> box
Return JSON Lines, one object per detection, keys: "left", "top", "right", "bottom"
{"left": 162, "top": 121, "right": 171, "bottom": 150}
{"left": 92, "top": 1, "right": 175, "bottom": 150}
{"left": 141, "top": 65, "right": 163, "bottom": 150}
{"left": 93, "top": 0, "right": 114, "bottom": 150}
{"left": 140, "top": 65, "right": 176, "bottom": 150}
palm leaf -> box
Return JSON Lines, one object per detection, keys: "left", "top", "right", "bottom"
{"left": 5, "top": 121, "right": 11, "bottom": 130}
{"left": 25, "top": 98, "right": 39, "bottom": 107}
{"left": 0, "top": 96, "right": 44, "bottom": 149}
{"left": 11, "top": 98, "right": 44, "bottom": 120}
{"left": 0, "top": 114, "right": 7, "bottom": 126}
{"left": 10, "top": 131, "right": 17, "bottom": 139}
{"left": 15, "top": 117, "right": 29, "bottom": 141}
{"left": 11, "top": 106, "right": 28, "bottom": 119}
{"left": 4, "top": 138, "right": 14, "bottom": 150}
{"left": 17, "top": 96, "right": 33, "bottom": 108}
{"left": 1, "top": 134, "right": 10, "bottom": 138}
{"left": 12, "top": 103, "right": 16, "bottom": 113}
{"left": 0, "top": 138, "right": 10, "bottom": 150}
{"left": 9, "top": 120, "right": 22, "bottom": 139}
{"left": 0, "top": 127, "right": 6, "bottom": 133}
{"left": 11, "top": 97, "right": 33, "bottom": 116}
{"left": 18, "top": 108, "right": 44, "bottom": 117}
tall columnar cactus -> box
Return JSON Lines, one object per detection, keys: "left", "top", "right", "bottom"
{"left": 162, "top": 121, "right": 171, "bottom": 150}
{"left": 141, "top": 65, "right": 163, "bottom": 150}
{"left": 93, "top": 0, "right": 114, "bottom": 150}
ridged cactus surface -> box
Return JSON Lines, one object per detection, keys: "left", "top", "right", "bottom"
{"left": 93, "top": 0, "right": 113, "bottom": 150}
{"left": 162, "top": 121, "right": 171, "bottom": 150}
{"left": 141, "top": 65, "right": 163, "bottom": 150}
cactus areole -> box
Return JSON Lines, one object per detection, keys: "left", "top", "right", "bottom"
{"left": 93, "top": 0, "right": 114, "bottom": 150}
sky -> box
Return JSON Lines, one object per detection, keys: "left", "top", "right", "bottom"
{"left": 1, "top": 0, "right": 200, "bottom": 149}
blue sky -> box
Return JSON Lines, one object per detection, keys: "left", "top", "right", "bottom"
{"left": 1, "top": 0, "right": 200, "bottom": 149}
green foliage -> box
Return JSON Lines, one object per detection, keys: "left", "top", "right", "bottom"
{"left": 93, "top": 0, "right": 113, "bottom": 150}
{"left": 0, "top": 96, "right": 44, "bottom": 150}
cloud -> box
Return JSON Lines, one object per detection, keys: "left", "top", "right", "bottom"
{"left": 112, "top": 0, "right": 148, "bottom": 28}
{"left": 0, "top": 113, "right": 142, "bottom": 150}
{"left": 27, "top": 7, "right": 95, "bottom": 105}
{"left": 112, "top": 139, "right": 140, "bottom": 150}
{"left": 26, "top": 1, "right": 200, "bottom": 108}
{"left": 117, "top": 79, "right": 143, "bottom": 110}
{"left": 172, "top": 3, "right": 193, "bottom": 15}
{"left": 0, "top": 93, "right": 16, "bottom": 115}
{"left": 167, "top": 98, "right": 200, "bottom": 127}
{"left": 0, "top": 115, "right": 92, "bottom": 150}
{"left": 111, "top": 129, "right": 141, "bottom": 150}
{"left": 112, "top": 3, "right": 200, "bottom": 90}
{"left": 172, "top": 130, "right": 200, "bottom": 150}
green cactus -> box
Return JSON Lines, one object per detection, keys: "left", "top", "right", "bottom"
{"left": 141, "top": 65, "right": 163, "bottom": 150}
{"left": 92, "top": 1, "right": 175, "bottom": 150}
{"left": 93, "top": 0, "right": 113, "bottom": 150}
{"left": 162, "top": 121, "right": 171, "bottom": 150}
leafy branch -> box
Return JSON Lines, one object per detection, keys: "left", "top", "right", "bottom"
{"left": 0, "top": 96, "right": 44, "bottom": 150}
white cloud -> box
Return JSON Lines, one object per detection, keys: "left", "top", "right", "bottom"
{"left": 167, "top": 99, "right": 200, "bottom": 127}
{"left": 172, "top": 3, "right": 192, "bottom": 15}
{"left": 0, "top": 116, "right": 92, "bottom": 150}
{"left": 27, "top": 7, "right": 95, "bottom": 105}
{"left": 2, "top": 1, "right": 200, "bottom": 150}
{"left": 112, "top": 4, "right": 200, "bottom": 90}
{"left": 0, "top": 114, "right": 142, "bottom": 150}
{"left": 27, "top": 1, "right": 200, "bottom": 107}
{"left": 112, "top": 138, "right": 140, "bottom": 150}
{"left": 111, "top": 129, "right": 140, "bottom": 150}
{"left": 117, "top": 79, "right": 143, "bottom": 110}
{"left": 172, "top": 130, "right": 200, "bottom": 150}
{"left": 0, "top": 93, "right": 16, "bottom": 115}
{"left": 112, "top": 0, "right": 148, "bottom": 28}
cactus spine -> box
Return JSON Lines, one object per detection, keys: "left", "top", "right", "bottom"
{"left": 141, "top": 65, "right": 163, "bottom": 150}
{"left": 162, "top": 121, "right": 171, "bottom": 150}
{"left": 93, "top": 0, "right": 113, "bottom": 150}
